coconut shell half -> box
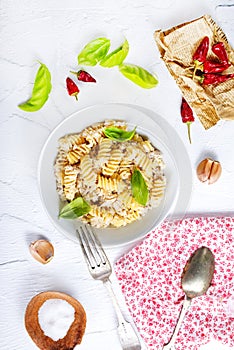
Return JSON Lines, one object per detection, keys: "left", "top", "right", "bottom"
{"left": 25, "top": 291, "right": 86, "bottom": 350}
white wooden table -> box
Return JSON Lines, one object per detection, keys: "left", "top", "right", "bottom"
{"left": 0, "top": 1, "right": 233, "bottom": 349}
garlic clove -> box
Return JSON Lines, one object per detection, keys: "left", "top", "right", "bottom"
{"left": 196, "top": 158, "right": 222, "bottom": 185}
{"left": 29, "top": 240, "right": 54, "bottom": 264}
{"left": 196, "top": 158, "right": 213, "bottom": 183}
{"left": 208, "top": 160, "right": 222, "bottom": 184}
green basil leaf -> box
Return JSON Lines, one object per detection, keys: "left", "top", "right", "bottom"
{"left": 131, "top": 169, "right": 148, "bottom": 206}
{"left": 100, "top": 39, "right": 129, "bottom": 67}
{"left": 104, "top": 126, "right": 136, "bottom": 142}
{"left": 119, "top": 63, "right": 158, "bottom": 89}
{"left": 18, "top": 62, "right": 52, "bottom": 112}
{"left": 59, "top": 197, "right": 91, "bottom": 219}
{"left": 78, "top": 37, "right": 110, "bottom": 66}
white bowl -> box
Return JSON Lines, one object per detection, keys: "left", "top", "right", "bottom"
{"left": 38, "top": 104, "right": 184, "bottom": 247}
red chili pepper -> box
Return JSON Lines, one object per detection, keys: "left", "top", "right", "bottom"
{"left": 70, "top": 70, "right": 96, "bottom": 83}
{"left": 201, "top": 73, "right": 234, "bottom": 85}
{"left": 193, "top": 36, "right": 210, "bottom": 63}
{"left": 66, "top": 77, "right": 79, "bottom": 100}
{"left": 180, "top": 97, "right": 195, "bottom": 144}
{"left": 203, "top": 60, "right": 231, "bottom": 73}
{"left": 212, "top": 42, "right": 229, "bottom": 64}
{"left": 192, "top": 36, "right": 209, "bottom": 79}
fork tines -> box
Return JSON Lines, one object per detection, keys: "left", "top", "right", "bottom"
{"left": 77, "top": 224, "right": 107, "bottom": 269}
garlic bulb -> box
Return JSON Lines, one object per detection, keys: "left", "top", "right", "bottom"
{"left": 29, "top": 240, "right": 54, "bottom": 264}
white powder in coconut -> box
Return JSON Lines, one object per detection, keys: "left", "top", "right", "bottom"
{"left": 38, "top": 299, "right": 75, "bottom": 341}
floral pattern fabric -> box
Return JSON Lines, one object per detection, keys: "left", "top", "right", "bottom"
{"left": 115, "top": 217, "right": 234, "bottom": 350}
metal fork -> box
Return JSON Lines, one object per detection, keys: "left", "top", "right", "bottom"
{"left": 76, "top": 224, "right": 141, "bottom": 350}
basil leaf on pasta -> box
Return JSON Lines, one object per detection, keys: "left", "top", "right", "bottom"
{"left": 131, "top": 169, "right": 148, "bottom": 206}
{"left": 104, "top": 126, "right": 136, "bottom": 142}
{"left": 59, "top": 197, "right": 91, "bottom": 219}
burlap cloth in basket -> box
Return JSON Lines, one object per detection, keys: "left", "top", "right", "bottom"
{"left": 154, "top": 15, "right": 234, "bottom": 129}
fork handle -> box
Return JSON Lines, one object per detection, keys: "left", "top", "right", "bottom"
{"left": 104, "top": 279, "right": 140, "bottom": 345}
{"left": 104, "top": 279, "right": 126, "bottom": 323}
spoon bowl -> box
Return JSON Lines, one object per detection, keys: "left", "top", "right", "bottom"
{"left": 181, "top": 246, "right": 215, "bottom": 299}
{"left": 163, "top": 246, "right": 215, "bottom": 350}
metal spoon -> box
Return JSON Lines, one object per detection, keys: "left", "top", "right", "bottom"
{"left": 162, "top": 246, "right": 215, "bottom": 350}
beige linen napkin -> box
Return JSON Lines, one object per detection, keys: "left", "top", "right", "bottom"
{"left": 154, "top": 15, "right": 234, "bottom": 129}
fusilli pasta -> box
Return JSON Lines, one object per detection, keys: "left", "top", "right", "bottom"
{"left": 54, "top": 121, "right": 166, "bottom": 228}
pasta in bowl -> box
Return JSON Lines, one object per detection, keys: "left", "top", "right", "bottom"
{"left": 54, "top": 120, "right": 166, "bottom": 229}
{"left": 38, "top": 104, "right": 180, "bottom": 246}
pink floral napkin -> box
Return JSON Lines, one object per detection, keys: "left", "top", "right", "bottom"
{"left": 115, "top": 217, "right": 234, "bottom": 349}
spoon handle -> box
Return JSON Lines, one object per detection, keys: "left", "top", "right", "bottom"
{"left": 163, "top": 296, "right": 191, "bottom": 350}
